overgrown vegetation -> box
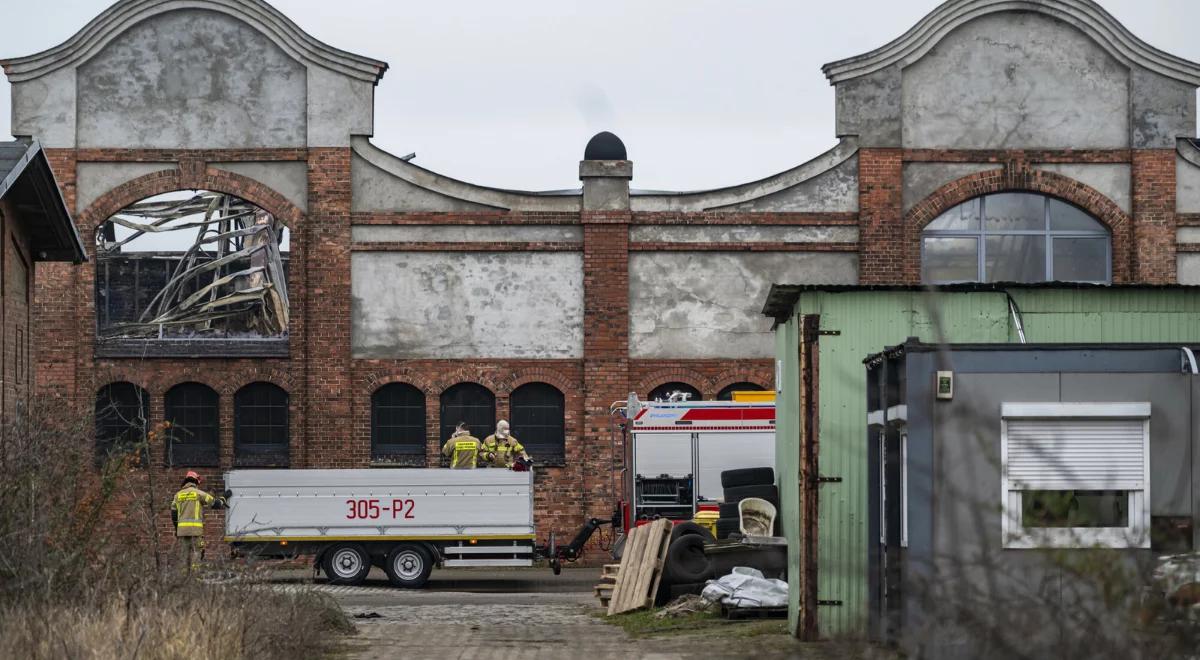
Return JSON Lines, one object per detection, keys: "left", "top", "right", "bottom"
{"left": 0, "top": 400, "right": 350, "bottom": 659}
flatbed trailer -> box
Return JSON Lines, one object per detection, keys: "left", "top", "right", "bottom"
{"left": 224, "top": 468, "right": 544, "bottom": 587}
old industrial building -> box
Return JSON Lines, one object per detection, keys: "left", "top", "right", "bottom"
{"left": 3, "top": 0, "right": 1200, "bottom": 596}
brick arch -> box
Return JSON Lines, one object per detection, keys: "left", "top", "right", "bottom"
{"left": 76, "top": 167, "right": 304, "bottom": 232}
{"left": 364, "top": 371, "right": 436, "bottom": 397}
{"left": 433, "top": 369, "right": 505, "bottom": 396}
{"left": 710, "top": 368, "right": 773, "bottom": 397}
{"left": 222, "top": 371, "right": 296, "bottom": 397}
{"left": 905, "top": 166, "right": 1132, "bottom": 283}
{"left": 505, "top": 367, "right": 577, "bottom": 395}
{"left": 91, "top": 370, "right": 155, "bottom": 395}
{"left": 634, "top": 368, "right": 711, "bottom": 400}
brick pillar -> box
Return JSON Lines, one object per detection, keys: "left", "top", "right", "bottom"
{"left": 36, "top": 149, "right": 80, "bottom": 405}
{"left": 1131, "top": 149, "right": 1177, "bottom": 283}
{"left": 305, "top": 148, "right": 354, "bottom": 467}
{"left": 580, "top": 157, "right": 632, "bottom": 523}
{"left": 857, "top": 149, "right": 906, "bottom": 284}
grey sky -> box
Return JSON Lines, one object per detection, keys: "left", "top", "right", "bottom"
{"left": 2, "top": 0, "right": 1196, "bottom": 191}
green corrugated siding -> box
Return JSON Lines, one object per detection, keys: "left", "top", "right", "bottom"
{"left": 775, "top": 288, "right": 1200, "bottom": 638}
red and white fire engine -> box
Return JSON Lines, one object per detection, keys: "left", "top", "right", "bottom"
{"left": 615, "top": 391, "right": 776, "bottom": 529}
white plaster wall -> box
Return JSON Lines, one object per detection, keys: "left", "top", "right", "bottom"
{"left": 1035, "top": 164, "right": 1131, "bottom": 214}
{"left": 211, "top": 162, "right": 308, "bottom": 212}
{"left": 902, "top": 163, "right": 999, "bottom": 212}
{"left": 629, "top": 225, "right": 857, "bottom": 243}
{"left": 351, "top": 252, "right": 583, "bottom": 358}
{"left": 76, "top": 9, "right": 307, "bottom": 149}
{"left": 901, "top": 12, "right": 1130, "bottom": 149}
{"left": 1177, "top": 155, "right": 1200, "bottom": 214}
{"left": 1179, "top": 254, "right": 1200, "bottom": 285}
{"left": 629, "top": 251, "right": 858, "bottom": 359}
{"left": 351, "top": 154, "right": 498, "bottom": 213}
{"left": 76, "top": 162, "right": 175, "bottom": 213}
{"left": 713, "top": 155, "right": 858, "bottom": 212}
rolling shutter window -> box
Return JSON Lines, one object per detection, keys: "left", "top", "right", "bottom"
{"left": 1005, "top": 419, "right": 1146, "bottom": 490}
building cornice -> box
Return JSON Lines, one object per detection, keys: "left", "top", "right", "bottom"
{"left": 0, "top": 0, "right": 387, "bottom": 84}
{"left": 822, "top": 0, "right": 1200, "bottom": 86}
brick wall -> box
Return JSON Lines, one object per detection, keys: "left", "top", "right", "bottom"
{"left": 1131, "top": 149, "right": 1177, "bottom": 283}
{"left": 858, "top": 149, "right": 905, "bottom": 284}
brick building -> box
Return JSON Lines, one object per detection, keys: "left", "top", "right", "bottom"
{"left": 2, "top": 0, "right": 1199, "bottom": 546}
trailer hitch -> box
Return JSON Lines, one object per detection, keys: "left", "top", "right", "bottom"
{"left": 537, "top": 515, "right": 615, "bottom": 575}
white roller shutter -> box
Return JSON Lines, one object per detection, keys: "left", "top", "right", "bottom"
{"left": 1005, "top": 418, "right": 1146, "bottom": 490}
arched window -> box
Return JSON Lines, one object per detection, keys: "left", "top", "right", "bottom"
{"left": 95, "top": 382, "right": 148, "bottom": 461}
{"left": 510, "top": 383, "right": 565, "bottom": 464}
{"left": 921, "top": 193, "right": 1110, "bottom": 284}
{"left": 372, "top": 383, "right": 426, "bottom": 464}
{"left": 234, "top": 383, "right": 289, "bottom": 467}
{"left": 716, "top": 382, "right": 766, "bottom": 401}
{"left": 439, "top": 383, "right": 495, "bottom": 446}
{"left": 648, "top": 382, "right": 701, "bottom": 402}
{"left": 164, "top": 383, "right": 219, "bottom": 467}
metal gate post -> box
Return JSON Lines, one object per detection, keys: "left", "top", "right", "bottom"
{"left": 799, "top": 314, "right": 821, "bottom": 640}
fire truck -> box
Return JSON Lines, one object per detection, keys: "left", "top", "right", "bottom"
{"left": 616, "top": 391, "right": 776, "bottom": 529}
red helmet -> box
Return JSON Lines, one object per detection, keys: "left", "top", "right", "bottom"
{"left": 184, "top": 470, "right": 201, "bottom": 485}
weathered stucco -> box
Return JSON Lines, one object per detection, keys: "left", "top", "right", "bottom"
{"left": 629, "top": 225, "right": 857, "bottom": 244}
{"left": 902, "top": 163, "right": 999, "bottom": 212}
{"left": 351, "top": 252, "right": 583, "bottom": 359}
{"left": 351, "top": 153, "right": 503, "bottom": 213}
{"left": 1177, "top": 152, "right": 1200, "bottom": 214}
{"left": 211, "top": 162, "right": 308, "bottom": 213}
{"left": 76, "top": 9, "right": 307, "bottom": 149}
{"left": 835, "top": 66, "right": 901, "bottom": 147}
{"left": 1035, "top": 163, "right": 1131, "bottom": 213}
{"left": 76, "top": 161, "right": 174, "bottom": 213}
{"left": 1177, "top": 228, "right": 1200, "bottom": 244}
{"left": 629, "top": 251, "right": 858, "bottom": 359}
{"left": 712, "top": 155, "right": 858, "bottom": 212}
{"left": 901, "top": 12, "right": 1129, "bottom": 149}
{"left": 8, "top": 68, "right": 76, "bottom": 148}
{"left": 351, "top": 225, "right": 582, "bottom": 243}
{"left": 1179, "top": 254, "right": 1200, "bottom": 285}
{"left": 1131, "top": 69, "right": 1197, "bottom": 149}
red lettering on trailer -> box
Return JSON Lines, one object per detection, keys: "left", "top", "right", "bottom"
{"left": 346, "top": 498, "right": 416, "bottom": 520}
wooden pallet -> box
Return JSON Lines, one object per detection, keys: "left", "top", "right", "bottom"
{"left": 606, "top": 518, "right": 673, "bottom": 615}
{"left": 593, "top": 563, "right": 621, "bottom": 607}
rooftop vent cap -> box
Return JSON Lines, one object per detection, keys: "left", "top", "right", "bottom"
{"left": 583, "top": 131, "right": 627, "bottom": 161}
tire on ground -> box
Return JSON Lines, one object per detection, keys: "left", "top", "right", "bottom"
{"left": 663, "top": 535, "right": 712, "bottom": 584}
{"left": 723, "top": 484, "right": 778, "bottom": 505}
{"left": 670, "top": 521, "right": 716, "bottom": 545}
{"left": 322, "top": 543, "right": 372, "bottom": 585}
{"left": 718, "top": 502, "right": 739, "bottom": 518}
{"left": 715, "top": 517, "right": 741, "bottom": 539}
{"left": 384, "top": 543, "right": 434, "bottom": 588}
{"left": 720, "top": 467, "right": 775, "bottom": 489}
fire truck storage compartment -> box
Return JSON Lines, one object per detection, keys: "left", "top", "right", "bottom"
{"left": 630, "top": 400, "right": 775, "bottom": 522}
{"left": 223, "top": 468, "right": 535, "bottom": 567}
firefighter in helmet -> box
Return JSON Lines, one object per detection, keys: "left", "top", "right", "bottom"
{"left": 482, "top": 420, "right": 531, "bottom": 468}
{"left": 171, "top": 471, "right": 225, "bottom": 573}
{"left": 441, "top": 422, "right": 482, "bottom": 469}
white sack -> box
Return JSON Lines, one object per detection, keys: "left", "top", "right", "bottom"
{"left": 701, "top": 566, "right": 789, "bottom": 608}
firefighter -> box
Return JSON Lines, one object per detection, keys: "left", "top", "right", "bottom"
{"left": 482, "top": 420, "right": 531, "bottom": 468}
{"left": 171, "top": 471, "right": 225, "bottom": 574}
{"left": 441, "top": 422, "right": 482, "bottom": 469}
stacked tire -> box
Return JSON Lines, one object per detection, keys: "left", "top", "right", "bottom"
{"left": 716, "top": 467, "right": 777, "bottom": 539}
{"left": 654, "top": 522, "right": 716, "bottom": 605}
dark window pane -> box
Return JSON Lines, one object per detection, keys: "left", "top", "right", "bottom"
{"left": 923, "top": 237, "right": 978, "bottom": 283}
{"left": 234, "top": 383, "right": 289, "bottom": 467}
{"left": 984, "top": 193, "right": 1045, "bottom": 231}
{"left": 648, "top": 382, "right": 701, "bottom": 402}
{"left": 1021, "top": 490, "right": 1128, "bottom": 528}
{"left": 985, "top": 235, "right": 1046, "bottom": 282}
{"left": 1052, "top": 237, "right": 1108, "bottom": 282}
{"left": 1049, "top": 199, "right": 1106, "bottom": 232}
{"left": 372, "top": 383, "right": 426, "bottom": 461}
{"left": 925, "top": 198, "right": 980, "bottom": 231}
{"left": 164, "top": 383, "right": 219, "bottom": 467}
{"left": 716, "top": 382, "right": 766, "bottom": 401}
{"left": 95, "top": 382, "right": 148, "bottom": 461}
{"left": 511, "top": 383, "right": 565, "bottom": 463}
{"left": 439, "top": 383, "right": 495, "bottom": 449}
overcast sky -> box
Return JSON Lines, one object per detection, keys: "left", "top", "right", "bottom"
{"left": 2, "top": 0, "right": 1196, "bottom": 191}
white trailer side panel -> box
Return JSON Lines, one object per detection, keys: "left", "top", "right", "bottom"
{"left": 224, "top": 469, "right": 534, "bottom": 541}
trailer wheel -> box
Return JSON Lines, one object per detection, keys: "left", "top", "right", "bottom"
{"left": 385, "top": 544, "right": 433, "bottom": 589}
{"left": 323, "top": 543, "right": 371, "bottom": 585}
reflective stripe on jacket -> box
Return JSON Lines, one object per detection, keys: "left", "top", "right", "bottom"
{"left": 172, "top": 485, "right": 215, "bottom": 537}
{"left": 441, "top": 433, "right": 481, "bottom": 469}
{"left": 482, "top": 435, "right": 526, "bottom": 468}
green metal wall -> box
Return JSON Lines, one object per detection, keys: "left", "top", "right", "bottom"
{"left": 773, "top": 288, "right": 1200, "bottom": 638}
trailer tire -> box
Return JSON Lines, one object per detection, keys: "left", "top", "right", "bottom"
{"left": 715, "top": 517, "right": 741, "bottom": 539}
{"left": 384, "top": 544, "right": 433, "bottom": 589}
{"left": 670, "top": 521, "right": 715, "bottom": 545}
{"left": 720, "top": 467, "right": 774, "bottom": 489}
{"left": 663, "top": 535, "right": 712, "bottom": 584}
{"left": 322, "top": 543, "right": 371, "bottom": 585}
{"left": 723, "top": 484, "right": 778, "bottom": 505}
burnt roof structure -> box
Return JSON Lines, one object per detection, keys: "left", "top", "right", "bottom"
{"left": 0, "top": 139, "right": 85, "bottom": 262}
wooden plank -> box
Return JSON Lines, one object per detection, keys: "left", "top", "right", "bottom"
{"left": 607, "top": 519, "right": 673, "bottom": 615}
{"left": 643, "top": 519, "right": 673, "bottom": 609}
{"left": 607, "top": 522, "right": 648, "bottom": 615}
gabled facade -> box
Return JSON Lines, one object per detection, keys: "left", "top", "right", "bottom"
{"left": 2, "top": 0, "right": 1198, "bottom": 553}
